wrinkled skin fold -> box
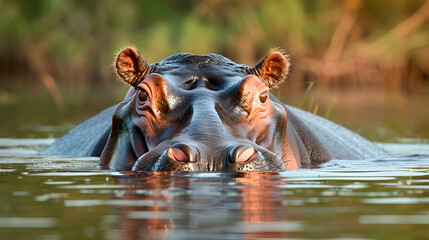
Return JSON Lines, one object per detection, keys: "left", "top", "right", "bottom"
{"left": 42, "top": 47, "right": 387, "bottom": 171}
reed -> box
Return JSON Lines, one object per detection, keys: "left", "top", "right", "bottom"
{"left": 298, "top": 81, "right": 315, "bottom": 109}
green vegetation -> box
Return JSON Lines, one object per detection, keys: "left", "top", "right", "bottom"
{"left": 1, "top": 0, "right": 428, "bottom": 91}
{"left": 298, "top": 81, "right": 315, "bottom": 109}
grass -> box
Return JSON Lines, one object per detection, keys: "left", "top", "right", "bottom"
{"left": 298, "top": 81, "right": 315, "bottom": 109}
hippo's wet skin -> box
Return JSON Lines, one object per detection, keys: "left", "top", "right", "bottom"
{"left": 42, "top": 47, "right": 386, "bottom": 171}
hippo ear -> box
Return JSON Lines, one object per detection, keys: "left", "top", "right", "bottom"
{"left": 116, "top": 47, "right": 153, "bottom": 87}
{"left": 247, "top": 50, "right": 290, "bottom": 88}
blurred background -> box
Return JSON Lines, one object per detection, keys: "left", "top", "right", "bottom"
{"left": 0, "top": 0, "right": 428, "bottom": 142}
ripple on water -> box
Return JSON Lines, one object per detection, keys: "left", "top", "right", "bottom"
{"left": 60, "top": 184, "right": 126, "bottom": 189}
{"left": 362, "top": 197, "right": 429, "bottom": 204}
{"left": 359, "top": 215, "right": 429, "bottom": 224}
{"left": 127, "top": 211, "right": 177, "bottom": 220}
{"left": 340, "top": 183, "right": 368, "bottom": 189}
{"left": 64, "top": 199, "right": 161, "bottom": 207}
{"left": 0, "top": 138, "right": 55, "bottom": 147}
{"left": 237, "top": 221, "right": 304, "bottom": 233}
{"left": 12, "top": 191, "right": 29, "bottom": 196}
{"left": 279, "top": 169, "right": 429, "bottom": 179}
{"left": 278, "top": 184, "right": 336, "bottom": 189}
{"left": 30, "top": 172, "right": 112, "bottom": 177}
{"left": 43, "top": 181, "right": 74, "bottom": 185}
{"left": 389, "top": 185, "right": 429, "bottom": 190}
{"left": 0, "top": 217, "right": 57, "bottom": 228}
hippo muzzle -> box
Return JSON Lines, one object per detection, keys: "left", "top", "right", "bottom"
{"left": 99, "top": 47, "right": 298, "bottom": 172}
{"left": 131, "top": 142, "right": 286, "bottom": 172}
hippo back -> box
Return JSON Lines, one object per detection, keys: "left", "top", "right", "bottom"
{"left": 283, "top": 104, "right": 385, "bottom": 167}
{"left": 41, "top": 106, "right": 115, "bottom": 157}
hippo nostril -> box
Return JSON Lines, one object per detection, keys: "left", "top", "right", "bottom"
{"left": 229, "top": 145, "right": 257, "bottom": 163}
{"left": 168, "top": 147, "right": 189, "bottom": 162}
{"left": 238, "top": 147, "right": 256, "bottom": 163}
{"left": 168, "top": 143, "right": 198, "bottom": 163}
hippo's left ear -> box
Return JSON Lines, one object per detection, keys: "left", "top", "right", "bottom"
{"left": 247, "top": 50, "right": 290, "bottom": 88}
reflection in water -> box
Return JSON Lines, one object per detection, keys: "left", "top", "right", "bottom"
{"left": 117, "top": 172, "right": 171, "bottom": 239}
{"left": 112, "top": 172, "right": 293, "bottom": 239}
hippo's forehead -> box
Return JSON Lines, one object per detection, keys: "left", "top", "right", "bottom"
{"left": 152, "top": 53, "right": 250, "bottom": 90}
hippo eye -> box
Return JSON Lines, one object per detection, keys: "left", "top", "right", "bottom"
{"left": 138, "top": 90, "right": 148, "bottom": 102}
{"left": 259, "top": 92, "right": 268, "bottom": 104}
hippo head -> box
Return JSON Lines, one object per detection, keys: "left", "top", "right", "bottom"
{"left": 99, "top": 47, "right": 298, "bottom": 172}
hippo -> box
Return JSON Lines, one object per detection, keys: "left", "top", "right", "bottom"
{"left": 42, "top": 47, "right": 386, "bottom": 171}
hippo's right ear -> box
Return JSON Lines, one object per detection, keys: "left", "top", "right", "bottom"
{"left": 247, "top": 49, "right": 291, "bottom": 89}
{"left": 116, "top": 47, "right": 153, "bottom": 87}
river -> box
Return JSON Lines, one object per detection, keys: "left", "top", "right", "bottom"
{"left": 0, "top": 138, "right": 428, "bottom": 239}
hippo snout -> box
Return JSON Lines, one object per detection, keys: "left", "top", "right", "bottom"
{"left": 131, "top": 143, "right": 285, "bottom": 172}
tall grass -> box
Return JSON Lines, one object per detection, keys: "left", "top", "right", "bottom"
{"left": 298, "top": 81, "right": 315, "bottom": 109}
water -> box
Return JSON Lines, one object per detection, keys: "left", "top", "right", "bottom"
{"left": 1, "top": 139, "right": 429, "bottom": 239}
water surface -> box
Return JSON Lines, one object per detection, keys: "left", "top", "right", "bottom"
{"left": 1, "top": 139, "right": 429, "bottom": 239}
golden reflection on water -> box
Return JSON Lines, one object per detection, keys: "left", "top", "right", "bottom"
{"left": 109, "top": 171, "right": 295, "bottom": 239}
{"left": 236, "top": 172, "right": 289, "bottom": 239}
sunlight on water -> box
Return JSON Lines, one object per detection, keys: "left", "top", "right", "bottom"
{"left": 64, "top": 199, "right": 162, "bottom": 207}
{"left": 43, "top": 181, "right": 75, "bottom": 185}
{"left": 0, "top": 218, "right": 57, "bottom": 228}
{"left": 359, "top": 215, "right": 429, "bottom": 224}
{"left": 128, "top": 210, "right": 177, "bottom": 220}
{"left": 0, "top": 138, "right": 429, "bottom": 239}
{"left": 32, "top": 172, "right": 110, "bottom": 177}
{"left": 362, "top": 197, "right": 429, "bottom": 204}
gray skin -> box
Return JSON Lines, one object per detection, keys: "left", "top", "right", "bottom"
{"left": 42, "top": 49, "right": 386, "bottom": 171}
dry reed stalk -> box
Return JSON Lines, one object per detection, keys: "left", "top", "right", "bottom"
{"left": 302, "top": 0, "right": 429, "bottom": 81}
